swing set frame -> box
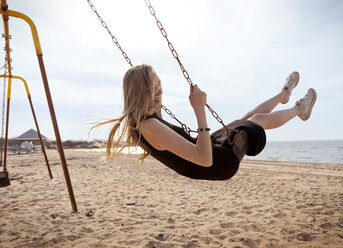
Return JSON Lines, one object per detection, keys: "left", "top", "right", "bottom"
{"left": 0, "top": 74, "right": 52, "bottom": 179}
{"left": 0, "top": 0, "right": 77, "bottom": 212}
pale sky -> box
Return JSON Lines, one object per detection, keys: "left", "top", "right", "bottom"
{"left": 1, "top": 0, "right": 342, "bottom": 141}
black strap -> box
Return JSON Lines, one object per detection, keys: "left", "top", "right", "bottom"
{"left": 231, "top": 130, "right": 249, "bottom": 161}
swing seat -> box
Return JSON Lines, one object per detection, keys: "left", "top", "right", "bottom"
{"left": 0, "top": 171, "right": 10, "bottom": 187}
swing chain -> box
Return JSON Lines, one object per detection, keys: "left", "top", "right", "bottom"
{"left": 205, "top": 103, "right": 226, "bottom": 129}
{"left": 144, "top": 0, "right": 235, "bottom": 136}
{"left": 0, "top": 58, "right": 8, "bottom": 167}
{"left": 87, "top": 0, "right": 196, "bottom": 135}
{"left": 87, "top": 0, "right": 133, "bottom": 67}
{"left": 144, "top": 0, "right": 193, "bottom": 87}
{"left": 161, "top": 105, "right": 197, "bottom": 135}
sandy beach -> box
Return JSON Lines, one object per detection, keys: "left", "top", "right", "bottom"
{"left": 0, "top": 149, "right": 342, "bottom": 248}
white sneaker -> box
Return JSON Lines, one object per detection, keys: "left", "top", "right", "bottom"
{"left": 297, "top": 88, "right": 317, "bottom": 121}
{"left": 281, "top": 71, "right": 299, "bottom": 104}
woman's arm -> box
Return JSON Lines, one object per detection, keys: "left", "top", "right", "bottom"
{"left": 140, "top": 85, "right": 212, "bottom": 167}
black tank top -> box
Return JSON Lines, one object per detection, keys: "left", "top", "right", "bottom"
{"left": 139, "top": 113, "right": 241, "bottom": 180}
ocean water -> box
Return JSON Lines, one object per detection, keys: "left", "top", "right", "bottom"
{"left": 252, "top": 140, "right": 343, "bottom": 164}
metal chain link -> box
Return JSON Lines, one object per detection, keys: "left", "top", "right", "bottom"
{"left": 0, "top": 57, "right": 8, "bottom": 166}
{"left": 144, "top": 0, "right": 237, "bottom": 137}
{"left": 87, "top": 0, "right": 133, "bottom": 67}
{"left": 87, "top": 0, "right": 196, "bottom": 135}
{"left": 144, "top": 0, "right": 193, "bottom": 86}
{"left": 161, "top": 105, "right": 197, "bottom": 134}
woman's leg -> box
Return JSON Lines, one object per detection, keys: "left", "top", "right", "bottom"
{"left": 248, "top": 88, "right": 317, "bottom": 129}
{"left": 241, "top": 91, "right": 285, "bottom": 120}
{"left": 248, "top": 104, "right": 302, "bottom": 129}
{"left": 241, "top": 71, "right": 299, "bottom": 120}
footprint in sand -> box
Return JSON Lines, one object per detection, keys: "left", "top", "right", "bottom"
{"left": 225, "top": 211, "right": 237, "bottom": 216}
{"left": 320, "top": 222, "right": 336, "bottom": 229}
{"left": 240, "top": 237, "right": 258, "bottom": 248}
{"left": 295, "top": 232, "right": 315, "bottom": 241}
{"left": 220, "top": 222, "right": 235, "bottom": 228}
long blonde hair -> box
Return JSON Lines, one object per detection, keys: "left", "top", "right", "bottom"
{"left": 96, "top": 64, "right": 160, "bottom": 161}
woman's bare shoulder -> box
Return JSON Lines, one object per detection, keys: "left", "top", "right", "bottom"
{"left": 140, "top": 118, "right": 167, "bottom": 150}
{"left": 141, "top": 117, "right": 161, "bottom": 131}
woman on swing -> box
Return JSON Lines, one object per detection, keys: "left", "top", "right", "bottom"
{"left": 102, "top": 64, "right": 317, "bottom": 180}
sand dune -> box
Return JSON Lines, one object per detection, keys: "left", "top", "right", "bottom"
{"left": 1, "top": 149, "right": 342, "bottom": 247}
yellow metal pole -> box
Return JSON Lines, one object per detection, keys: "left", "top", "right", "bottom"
{"left": 0, "top": 6, "right": 77, "bottom": 212}
{"left": 0, "top": 9, "right": 41, "bottom": 55}
{"left": 0, "top": 75, "right": 29, "bottom": 96}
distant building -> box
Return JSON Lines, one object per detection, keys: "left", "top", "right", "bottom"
{"left": 14, "top": 129, "right": 47, "bottom": 152}
{"left": 15, "top": 129, "right": 47, "bottom": 142}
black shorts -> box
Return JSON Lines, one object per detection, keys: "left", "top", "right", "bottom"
{"left": 211, "top": 119, "right": 266, "bottom": 156}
